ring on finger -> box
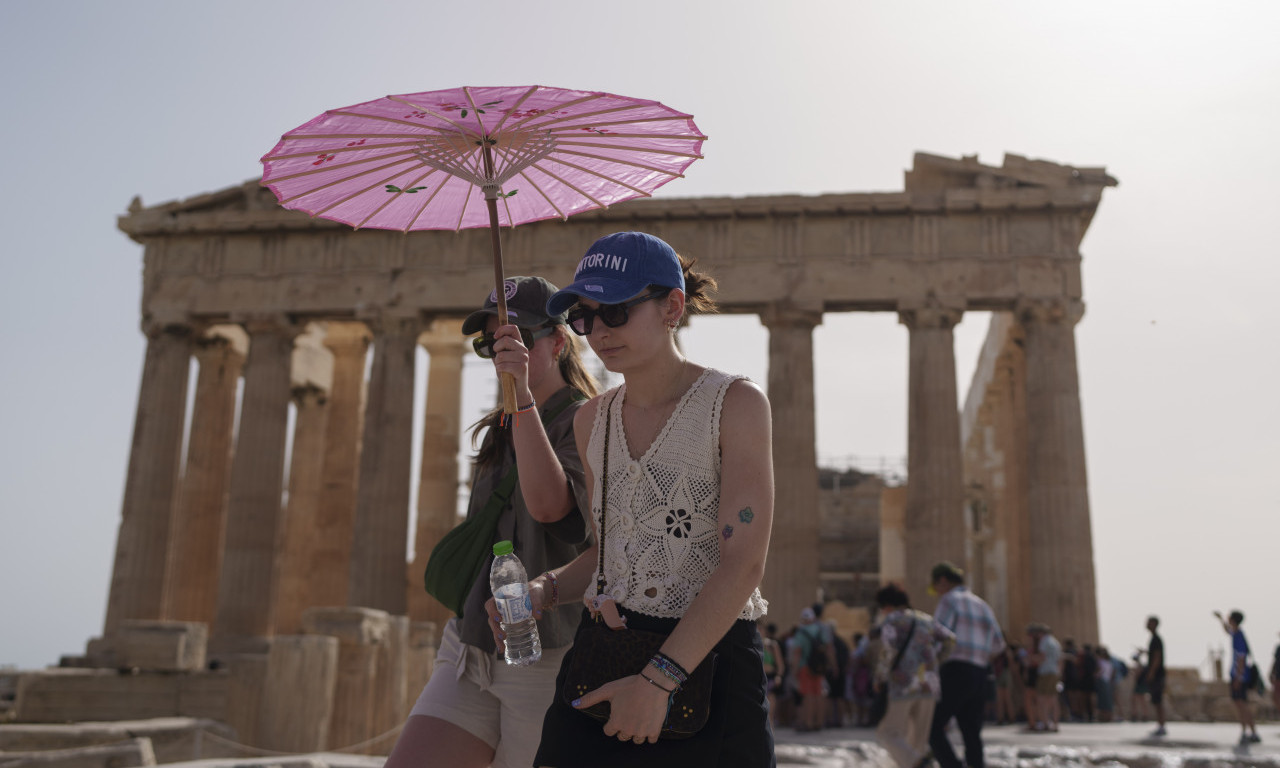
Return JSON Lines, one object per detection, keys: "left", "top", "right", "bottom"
{"left": 632, "top": 735, "right": 646, "bottom": 744}
{"left": 615, "top": 733, "right": 631, "bottom": 741}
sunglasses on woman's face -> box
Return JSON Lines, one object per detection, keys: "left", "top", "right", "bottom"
{"left": 566, "top": 290, "right": 667, "bottom": 336}
{"left": 472, "top": 325, "right": 556, "bottom": 359}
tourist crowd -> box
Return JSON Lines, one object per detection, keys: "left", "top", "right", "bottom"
{"left": 762, "top": 587, "right": 1280, "bottom": 764}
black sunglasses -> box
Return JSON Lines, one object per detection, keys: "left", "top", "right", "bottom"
{"left": 566, "top": 290, "right": 667, "bottom": 336}
{"left": 472, "top": 325, "right": 557, "bottom": 359}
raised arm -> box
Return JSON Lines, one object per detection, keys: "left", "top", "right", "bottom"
{"left": 494, "top": 324, "right": 575, "bottom": 523}
{"left": 535, "top": 399, "right": 605, "bottom": 597}
{"left": 486, "top": 398, "right": 601, "bottom": 648}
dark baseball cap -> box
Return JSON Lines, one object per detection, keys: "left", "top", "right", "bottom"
{"left": 461, "top": 276, "right": 568, "bottom": 335}
{"left": 930, "top": 561, "right": 965, "bottom": 584}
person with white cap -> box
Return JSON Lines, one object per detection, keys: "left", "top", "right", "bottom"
{"left": 517, "top": 232, "right": 776, "bottom": 767}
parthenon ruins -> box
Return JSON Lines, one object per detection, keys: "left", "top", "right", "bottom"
{"left": 8, "top": 152, "right": 1116, "bottom": 748}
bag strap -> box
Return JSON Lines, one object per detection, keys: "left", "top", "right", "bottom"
{"left": 594, "top": 391, "right": 617, "bottom": 600}
{"left": 889, "top": 614, "right": 918, "bottom": 672}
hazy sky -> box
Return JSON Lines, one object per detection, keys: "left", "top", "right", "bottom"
{"left": 2, "top": 1, "right": 1277, "bottom": 673}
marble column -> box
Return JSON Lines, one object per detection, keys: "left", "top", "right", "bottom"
{"left": 898, "top": 303, "right": 966, "bottom": 611}
{"left": 1020, "top": 299, "right": 1098, "bottom": 643}
{"left": 103, "top": 320, "right": 194, "bottom": 636}
{"left": 164, "top": 329, "right": 246, "bottom": 626}
{"left": 273, "top": 384, "right": 331, "bottom": 635}
{"left": 878, "top": 485, "right": 908, "bottom": 585}
{"left": 408, "top": 320, "right": 467, "bottom": 624}
{"left": 348, "top": 313, "right": 421, "bottom": 614}
{"left": 212, "top": 315, "right": 303, "bottom": 654}
{"left": 760, "top": 303, "right": 822, "bottom": 627}
{"left": 989, "top": 323, "right": 1030, "bottom": 636}
{"left": 309, "top": 323, "right": 371, "bottom": 611}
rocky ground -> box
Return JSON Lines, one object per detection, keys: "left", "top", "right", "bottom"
{"left": 4, "top": 718, "right": 1279, "bottom": 768}
{"left": 776, "top": 721, "right": 1280, "bottom": 768}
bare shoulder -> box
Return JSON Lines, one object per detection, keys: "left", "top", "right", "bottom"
{"left": 720, "top": 378, "right": 771, "bottom": 451}
{"left": 722, "top": 378, "right": 770, "bottom": 421}
{"left": 573, "top": 394, "right": 603, "bottom": 432}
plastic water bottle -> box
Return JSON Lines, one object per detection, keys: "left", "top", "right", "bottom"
{"left": 490, "top": 540, "right": 542, "bottom": 666}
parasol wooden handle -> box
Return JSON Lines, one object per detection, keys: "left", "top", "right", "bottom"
{"left": 500, "top": 372, "right": 518, "bottom": 414}
{"left": 481, "top": 141, "right": 520, "bottom": 415}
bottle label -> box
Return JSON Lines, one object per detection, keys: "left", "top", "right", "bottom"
{"left": 495, "top": 583, "right": 533, "bottom": 624}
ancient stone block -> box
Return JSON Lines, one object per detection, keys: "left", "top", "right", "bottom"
{"left": 0, "top": 736, "right": 156, "bottom": 768}
{"left": 10, "top": 670, "right": 229, "bottom": 724}
{"left": 0, "top": 718, "right": 238, "bottom": 763}
{"left": 403, "top": 621, "right": 438, "bottom": 718}
{"left": 369, "top": 617, "right": 408, "bottom": 754}
{"left": 222, "top": 654, "right": 267, "bottom": 750}
{"left": 115, "top": 621, "right": 207, "bottom": 671}
{"left": 256, "top": 635, "right": 338, "bottom": 754}
{"left": 301, "top": 608, "right": 389, "bottom": 752}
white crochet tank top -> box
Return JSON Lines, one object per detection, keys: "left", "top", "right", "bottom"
{"left": 586, "top": 367, "right": 768, "bottom": 621}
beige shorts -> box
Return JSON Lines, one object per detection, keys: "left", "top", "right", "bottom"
{"left": 409, "top": 618, "right": 569, "bottom": 768}
{"left": 1035, "top": 673, "right": 1061, "bottom": 697}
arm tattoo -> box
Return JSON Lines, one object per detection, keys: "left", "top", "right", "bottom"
{"left": 721, "top": 524, "right": 734, "bottom": 541}
{"left": 738, "top": 506, "right": 754, "bottom": 523}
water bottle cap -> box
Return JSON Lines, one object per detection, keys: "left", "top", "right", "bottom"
{"left": 493, "top": 540, "right": 514, "bottom": 557}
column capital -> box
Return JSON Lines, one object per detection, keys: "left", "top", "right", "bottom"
{"left": 291, "top": 383, "right": 328, "bottom": 406}
{"left": 897, "top": 298, "right": 964, "bottom": 330}
{"left": 357, "top": 308, "right": 426, "bottom": 339}
{"left": 418, "top": 318, "right": 469, "bottom": 356}
{"left": 231, "top": 312, "right": 308, "bottom": 340}
{"left": 1016, "top": 298, "right": 1085, "bottom": 326}
{"left": 759, "top": 301, "right": 824, "bottom": 331}
{"left": 321, "top": 321, "right": 372, "bottom": 355}
{"left": 198, "top": 324, "right": 249, "bottom": 357}
{"left": 189, "top": 334, "right": 245, "bottom": 368}
{"left": 141, "top": 315, "right": 195, "bottom": 340}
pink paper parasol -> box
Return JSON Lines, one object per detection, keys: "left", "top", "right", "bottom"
{"left": 261, "top": 84, "right": 706, "bottom": 411}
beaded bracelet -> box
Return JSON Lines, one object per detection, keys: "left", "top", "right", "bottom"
{"left": 647, "top": 653, "right": 688, "bottom": 687}
{"left": 655, "top": 651, "right": 690, "bottom": 680}
{"left": 640, "top": 671, "right": 678, "bottom": 694}
{"left": 540, "top": 570, "right": 559, "bottom": 609}
{"left": 499, "top": 400, "right": 537, "bottom": 427}
{"left": 647, "top": 660, "right": 683, "bottom": 688}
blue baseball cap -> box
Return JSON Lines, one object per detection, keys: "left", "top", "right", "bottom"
{"left": 545, "top": 232, "right": 685, "bottom": 316}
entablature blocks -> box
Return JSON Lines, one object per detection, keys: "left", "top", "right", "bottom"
{"left": 121, "top": 154, "right": 1114, "bottom": 325}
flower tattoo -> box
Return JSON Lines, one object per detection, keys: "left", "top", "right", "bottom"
{"left": 721, "top": 524, "right": 734, "bottom": 541}
{"left": 738, "top": 506, "right": 754, "bottom": 524}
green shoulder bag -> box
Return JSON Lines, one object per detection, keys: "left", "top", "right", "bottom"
{"left": 422, "top": 393, "right": 583, "bottom": 617}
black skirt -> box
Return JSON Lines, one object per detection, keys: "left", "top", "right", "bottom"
{"left": 533, "top": 607, "right": 775, "bottom": 768}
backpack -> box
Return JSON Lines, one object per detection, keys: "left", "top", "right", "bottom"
{"left": 801, "top": 625, "right": 829, "bottom": 675}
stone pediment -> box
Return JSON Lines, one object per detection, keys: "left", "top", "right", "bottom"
{"left": 126, "top": 180, "right": 286, "bottom": 216}
{"left": 906, "top": 152, "right": 1119, "bottom": 193}
{"left": 121, "top": 180, "right": 325, "bottom": 242}
{"left": 118, "top": 152, "right": 1117, "bottom": 243}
